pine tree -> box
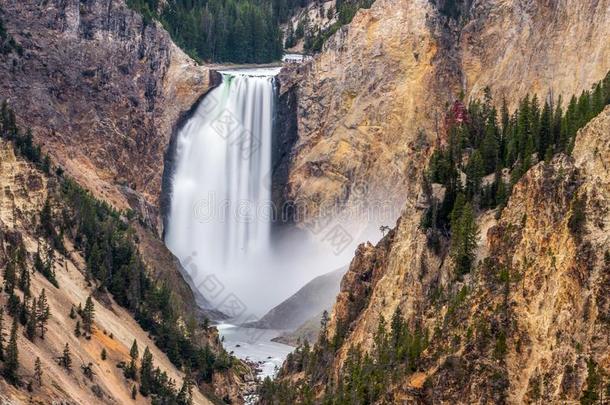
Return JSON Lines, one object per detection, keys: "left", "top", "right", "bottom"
{"left": 552, "top": 95, "right": 563, "bottom": 147}
{"left": 33, "top": 247, "right": 45, "bottom": 275}
{"left": 81, "top": 362, "right": 94, "bottom": 380}
{"left": 125, "top": 339, "right": 139, "bottom": 380}
{"left": 86, "top": 242, "right": 102, "bottom": 281}
{"left": 69, "top": 305, "right": 76, "bottom": 319}
{"left": 320, "top": 310, "right": 329, "bottom": 343}
{"left": 451, "top": 202, "right": 479, "bottom": 276}
{"left": 530, "top": 94, "right": 541, "bottom": 155}
{"left": 6, "top": 293, "right": 20, "bottom": 317}
{"left": 36, "top": 289, "right": 50, "bottom": 339}
{"left": 82, "top": 295, "right": 95, "bottom": 334}
{"left": 40, "top": 197, "right": 53, "bottom": 238}
{"left": 3, "top": 259, "right": 16, "bottom": 293}
{"left": 177, "top": 375, "right": 193, "bottom": 405}
{"left": 390, "top": 306, "right": 405, "bottom": 353}
{"left": 26, "top": 297, "right": 37, "bottom": 340}
{"left": 500, "top": 97, "right": 510, "bottom": 155}
{"left": 131, "top": 384, "right": 137, "bottom": 400}
{"left": 492, "top": 168, "right": 508, "bottom": 208}
{"left": 580, "top": 359, "right": 601, "bottom": 405}
{"left": 450, "top": 193, "right": 466, "bottom": 231}
{"left": 139, "top": 346, "right": 154, "bottom": 396}
{"left": 59, "top": 343, "right": 72, "bottom": 371}
{"left": 130, "top": 338, "right": 139, "bottom": 362}
{"left": 466, "top": 150, "right": 485, "bottom": 199}
{"left": 34, "top": 357, "right": 43, "bottom": 386}
{"left": 17, "top": 263, "right": 30, "bottom": 295}
{"left": 3, "top": 317, "right": 19, "bottom": 383}
{"left": 539, "top": 101, "right": 552, "bottom": 158}
{"left": 563, "top": 95, "right": 578, "bottom": 150}
{"left": 101, "top": 347, "right": 107, "bottom": 360}
{"left": 516, "top": 95, "right": 531, "bottom": 159}
{"left": 74, "top": 320, "right": 81, "bottom": 337}
{"left": 34, "top": 247, "right": 58, "bottom": 287}
{"left": 373, "top": 315, "right": 389, "bottom": 366}
{"left": 503, "top": 113, "right": 518, "bottom": 167}
{"left": 591, "top": 83, "right": 605, "bottom": 115}
{"left": 576, "top": 90, "right": 591, "bottom": 128}
{"left": 19, "top": 296, "right": 29, "bottom": 326}
{"left": 481, "top": 111, "right": 499, "bottom": 174}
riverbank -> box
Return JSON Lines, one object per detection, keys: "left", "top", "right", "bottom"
{"left": 217, "top": 324, "right": 294, "bottom": 403}
{"left": 217, "top": 324, "right": 294, "bottom": 379}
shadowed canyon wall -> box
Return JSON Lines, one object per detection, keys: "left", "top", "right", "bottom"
{"left": 0, "top": 0, "right": 212, "bottom": 231}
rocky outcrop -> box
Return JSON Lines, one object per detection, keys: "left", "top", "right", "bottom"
{"left": 271, "top": 66, "right": 303, "bottom": 225}
{"left": 0, "top": 0, "right": 212, "bottom": 231}
{"left": 278, "top": 106, "right": 610, "bottom": 403}
{"left": 326, "top": 195, "right": 445, "bottom": 366}
{"left": 270, "top": 3, "right": 610, "bottom": 394}
{"left": 421, "top": 108, "right": 610, "bottom": 403}
{"left": 283, "top": 0, "right": 610, "bottom": 228}
{"left": 284, "top": 0, "right": 454, "bottom": 227}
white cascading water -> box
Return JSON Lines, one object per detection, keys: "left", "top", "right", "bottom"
{"left": 165, "top": 67, "right": 359, "bottom": 317}
{"left": 165, "top": 68, "right": 281, "bottom": 315}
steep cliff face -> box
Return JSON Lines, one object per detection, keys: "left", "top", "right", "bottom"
{"left": 272, "top": 66, "right": 302, "bottom": 225}
{"left": 461, "top": 0, "right": 610, "bottom": 107}
{"left": 422, "top": 107, "right": 610, "bottom": 404}
{"left": 270, "top": 3, "right": 610, "bottom": 395}
{"left": 283, "top": 0, "right": 457, "bottom": 227}
{"left": 283, "top": 0, "right": 610, "bottom": 227}
{"left": 277, "top": 106, "right": 610, "bottom": 403}
{"left": 0, "top": 0, "right": 211, "bottom": 230}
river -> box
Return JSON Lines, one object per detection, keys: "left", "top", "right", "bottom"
{"left": 217, "top": 324, "right": 294, "bottom": 379}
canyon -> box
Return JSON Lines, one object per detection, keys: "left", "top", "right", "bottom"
{"left": 0, "top": 0, "right": 609, "bottom": 403}
{"left": 271, "top": 104, "right": 610, "bottom": 403}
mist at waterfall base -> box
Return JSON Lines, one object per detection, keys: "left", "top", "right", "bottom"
{"left": 164, "top": 68, "right": 372, "bottom": 318}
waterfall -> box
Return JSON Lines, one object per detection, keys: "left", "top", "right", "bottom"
{"left": 165, "top": 68, "right": 280, "bottom": 314}
{"left": 165, "top": 67, "right": 357, "bottom": 317}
